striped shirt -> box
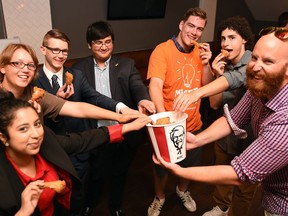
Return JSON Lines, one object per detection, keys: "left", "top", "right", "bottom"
{"left": 230, "top": 83, "right": 288, "bottom": 215}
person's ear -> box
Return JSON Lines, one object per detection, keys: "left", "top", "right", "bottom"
{"left": 88, "top": 43, "right": 91, "bottom": 49}
{"left": 0, "top": 67, "right": 5, "bottom": 75}
{"left": 40, "top": 46, "right": 46, "bottom": 55}
{"left": 0, "top": 133, "right": 7, "bottom": 144}
{"left": 179, "top": 20, "right": 184, "bottom": 31}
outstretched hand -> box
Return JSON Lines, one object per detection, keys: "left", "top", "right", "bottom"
{"left": 122, "top": 114, "right": 152, "bottom": 134}
{"left": 186, "top": 132, "right": 198, "bottom": 150}
{"left": 152, "top": 154, "right": 181, "bottom": 174}
{"left": 117, "top": 113, "right": 143, "bottom": 123}
{"left": 173, "top": 90, "right": 200, "bottom": 112}
{"left": 138, "top": 99, "right": 156, "bottom": 115}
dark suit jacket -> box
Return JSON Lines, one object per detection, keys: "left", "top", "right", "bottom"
{"left": 73, "top": 55, "right": 151, "bottom": 146}
{"left": 34, "top": 66, "right": 120, "bottom": 160}
{"left": 0, "top": 126, "right": 110, "bottom": 215}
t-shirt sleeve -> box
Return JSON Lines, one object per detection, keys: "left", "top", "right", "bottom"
{"left": 40, "top": 93, "right": 66, "bottom": 120}
{"left": 223, "top": 65, "right": 247, "bottom": 90}
{"left": 147, "top": 43, "right": 168, "bottom": 81}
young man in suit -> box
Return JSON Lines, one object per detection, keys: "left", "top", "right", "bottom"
{"left": 73, "top": 21, "right": 155, "bottom": 216}
{"left": 35, "top": 29, "right": 150, "bottom": 215}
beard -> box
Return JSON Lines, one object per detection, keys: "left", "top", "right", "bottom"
{"left": 246, "top": 65, "right": 286, "bottom": 100}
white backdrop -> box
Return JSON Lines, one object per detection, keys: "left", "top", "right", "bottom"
{"left": 2, "top": 0, "right": 52, "bottom": 64}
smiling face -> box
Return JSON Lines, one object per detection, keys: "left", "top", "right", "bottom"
{"left": 178, "top": 15, "right": 206, "bottom": 52}
{"left": 41, "top": 38, "right": 69, "bottom": 72}
{"left": 0, "top": 48, "right": 36, "bottom": 94}
{"left": 1, "top": 107, "right": 44, "bottom": 160}
{"left": 246, "top": 33, "right": 288, "bottom": 99}
{"left": 89, "top": 36, "right": 113, "bottom": 65}
{"left": 221, "top": 28, "right": 246, "bottom": 65}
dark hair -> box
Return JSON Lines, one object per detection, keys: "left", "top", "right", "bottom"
{"left": 217, "top": 16, "right": 254, "bottom": 50}
{"left": 86, "top": 21, "right": 115, "bottom": 45}
{"left": 182, "top": 8, "right": 207, "bottom": 26}
{"left": 42, "top": 29, "right": 71, "bottom": 47}
{"left": 278, "top": 11, "right": 288, "bottom": 27}
{"left": 0, "top": 43, "right": 39, "bottom": 82}
{"left": 0, "top": 90, "right": 36, "bottom": 140}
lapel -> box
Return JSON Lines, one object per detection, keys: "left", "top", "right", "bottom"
{"left": 87, "top": 56, "right": 96, "bottom": 88}
{"left": 109, "top": 55, "right": 119, "bottom": 98}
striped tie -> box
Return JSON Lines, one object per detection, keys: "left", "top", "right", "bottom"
{"left": 51, "top": 75, "right": 60, "bottom": 92}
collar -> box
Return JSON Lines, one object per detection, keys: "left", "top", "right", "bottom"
{"left": 43, "top": 64, "right": 64, "bottom": 83}
{"left": 5, "top": 152, "right": 50, "bottom": 184}
{"left": 93, "top": 56, "right": 111, "bottom": 69}
{"left": 226, "top": 50, "right": 252, "bottom": 70}
{"left": 264, "top": 83, "right": 288, "bottom": 112}
{"left": 171, "top": 35, "right": 194, "bottom": 53}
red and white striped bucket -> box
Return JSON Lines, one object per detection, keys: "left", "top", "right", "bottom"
{"left": 146, "top": 111, "right": 188, "bottom": 163}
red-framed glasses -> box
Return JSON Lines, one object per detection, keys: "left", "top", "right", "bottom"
{"left": 259, "top": 26, "right": 288, "bottom": 40}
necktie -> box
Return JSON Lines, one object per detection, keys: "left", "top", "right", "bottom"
{"left": 51, "top": 75, "right": 60, "bottom": 92}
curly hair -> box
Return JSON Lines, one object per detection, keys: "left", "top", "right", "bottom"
{"left": 217, "top": 16, "right": 254, "bottom": 50}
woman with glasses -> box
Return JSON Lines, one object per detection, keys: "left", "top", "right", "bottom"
{"left": 0, "top": 43, "right": 138, "bottom": 126}
{"left": 154, "top": 27, "right": 288, "bottom": 216}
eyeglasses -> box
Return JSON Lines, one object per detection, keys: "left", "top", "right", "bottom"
{"left": 91, "top": 39, "right": 113, "bottom": 48}
{"left": 10, "top": 61, "right": 37, "bottom": 71}
{"left": 44, "top": 45, "right": 69, "bottom": 55}
{"left": 259, "top": 26, "right": 288, "bottom": 40}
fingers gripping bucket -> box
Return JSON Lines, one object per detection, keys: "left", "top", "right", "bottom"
{"left": 146, "top": 111, "right": 188, "bottom": 163}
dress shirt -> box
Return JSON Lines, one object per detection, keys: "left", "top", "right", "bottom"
{"left": 230, "top": 84, "right": 288, "bottom": 215}
{"left": 43, "top": 64, "right": 64, "bottom": 87}
{"left": 94, "top": 57, "right": 118, "bottom": 127}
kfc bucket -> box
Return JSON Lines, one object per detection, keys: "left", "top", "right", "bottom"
{"left": 146, "top": 111, "right": 188, "bottom": 163}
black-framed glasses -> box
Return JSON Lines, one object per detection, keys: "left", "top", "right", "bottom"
{"left": 10, "top": 61, "right": 37, "bottom": 71}
{"left": 91, "top": 39, "right": 113, "bottom": 48}
{"left": 44, "top": 45, "right": 69, "bottom": 55}
{"left": 259, "top": 26, "right": 288, "bottom": 40}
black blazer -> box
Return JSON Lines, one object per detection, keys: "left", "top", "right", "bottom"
{"left": 34, "top": 66, "right": 119, "bottom": 133}
{"left": 73, "top": 55, "right": 151, "bottom": 146}
{"left": 0, "top": 126, "right": 111, "bottom": 215}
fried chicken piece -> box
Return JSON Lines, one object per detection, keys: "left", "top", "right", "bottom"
{"left": 65, "top": 71, "right": 73, "bottom": 85}
{"left": 190, "top": 40, "right": 200, "bottom": 47}
{"left": 152, "top": 117, "right": 171, "bottom": 125}
{"left": 221, "top": 49, "right": 229, "bottom": 58}
{"left": 31, "top": 86, "right": 45, "bottom": 102}
{"left": 41, "top": 180, "right": 66, "bottom": 193}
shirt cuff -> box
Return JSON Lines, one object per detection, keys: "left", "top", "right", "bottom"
{"left": 107, "top": 124, "right": 124, "bottom": 143}
{"left": 116, "top": 102, "right": 128, "bottom": 113}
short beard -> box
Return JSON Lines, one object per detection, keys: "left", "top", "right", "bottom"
{"left": 246, "top": 66, "right": 286, "bottom": 100}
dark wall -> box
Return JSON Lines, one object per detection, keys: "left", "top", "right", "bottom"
{"left": 0, "top": 0, "right": 279, "bottom": 59}
{"left": 50, "top": 0, "right": 199, "bottom": 59}
{"left": 214, "top": 0, "right": 277, "bottom": 42}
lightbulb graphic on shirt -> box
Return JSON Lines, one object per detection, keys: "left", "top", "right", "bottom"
{"left": 176, "top": 57, "right": 201, "bottom": 88}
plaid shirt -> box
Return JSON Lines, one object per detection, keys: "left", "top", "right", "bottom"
{"left": 230, "top": 83, "right": 288, "bottom": 215}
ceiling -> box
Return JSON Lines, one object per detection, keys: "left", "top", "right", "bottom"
{"left": 245, "top": 0, "right": 288, "bottom": 22}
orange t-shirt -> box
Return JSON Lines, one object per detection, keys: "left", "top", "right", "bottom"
{"left": 147, "top": 39, "right": 203, "bottom": 132}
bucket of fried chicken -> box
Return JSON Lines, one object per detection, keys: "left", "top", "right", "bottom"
{"left": 146, "top": 111, "right": 188, "bottom": 163}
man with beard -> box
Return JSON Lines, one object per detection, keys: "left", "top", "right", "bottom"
{"left": 153, "top": 27, "right": 288, "bottom": 216}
